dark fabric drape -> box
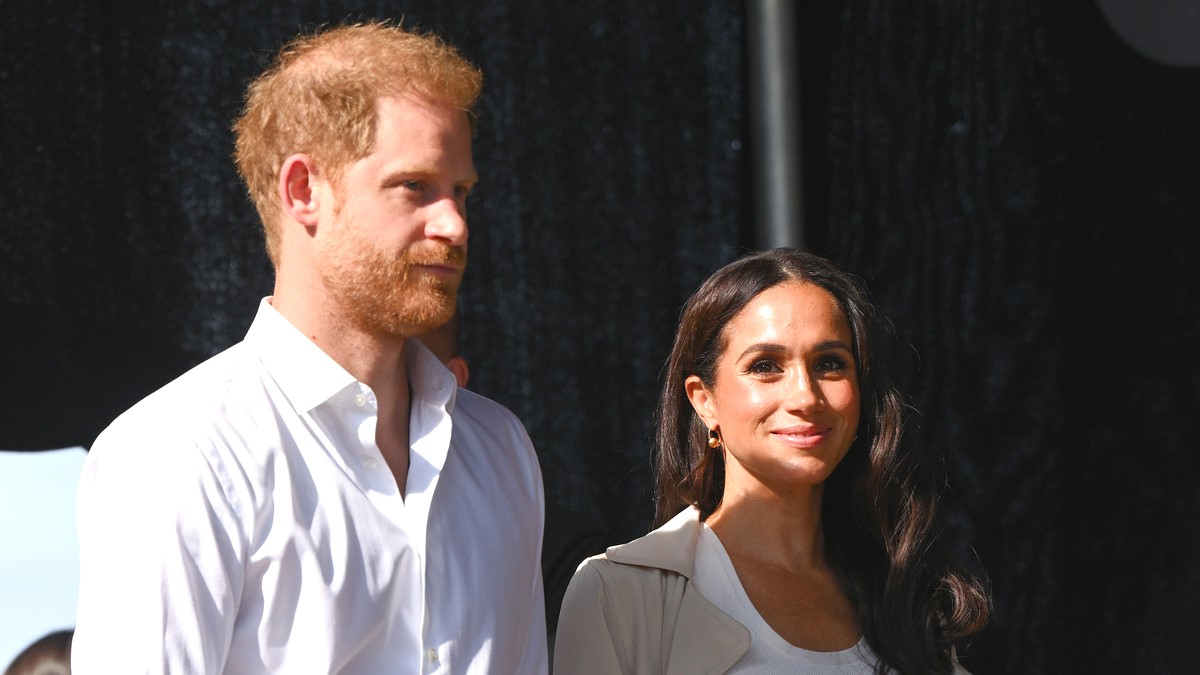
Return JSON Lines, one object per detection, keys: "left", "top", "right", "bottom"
{"left": 805, "top": 1, "right": 1071, "bottom": 669}
{"left": 0, "top": 1, "right": 747, "bottom": 542}
{"left": 798, "top": 1, "right": 1200, "bottom": 672}
{"left": 3, "top": 1, "right": 1197, "bottom": 672}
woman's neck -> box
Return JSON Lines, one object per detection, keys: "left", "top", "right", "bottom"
{"left": 705, "top": 484, "right": 827, "bottom": 572}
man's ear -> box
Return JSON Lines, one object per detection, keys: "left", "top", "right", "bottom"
{"left": 278, "top": 153, "right": 323, "bottom": 229}
{"left": 445, "top": 356, "right": 470, "bottom": 389}
{"left": 684, "top": 375, "right": 717, "bottom": 430}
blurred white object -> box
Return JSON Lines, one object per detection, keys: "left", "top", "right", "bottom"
{"left": 0, "top": 447, "right": 86, "bottom": 669}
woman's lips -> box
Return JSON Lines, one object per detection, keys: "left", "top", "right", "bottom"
{"left": 771, "top": 425, "right": 829, "bottom": 447}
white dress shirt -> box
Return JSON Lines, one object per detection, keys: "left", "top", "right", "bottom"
{"left": 73, "top": 299, "right": 547, "bottom": 674}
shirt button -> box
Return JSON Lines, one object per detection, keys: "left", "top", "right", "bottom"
{"left": 354, "top": 393, "right": 367, "bottom": 406}
{"left": 427, "top": 647, "right": 438, "bottom": 663}
{"left": 364, "top": 457, "right": 379, "bottom": 471}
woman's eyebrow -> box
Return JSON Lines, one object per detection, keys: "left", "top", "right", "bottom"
{"left": 736, "top": 339, "right": 852, "bottom": 361}
{"left": 736, "top": 342, "right": 786, "bottom": 360}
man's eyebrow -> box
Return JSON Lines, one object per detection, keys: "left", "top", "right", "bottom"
{"left": 378, "top": 167, "right": 479, "bottom": 185}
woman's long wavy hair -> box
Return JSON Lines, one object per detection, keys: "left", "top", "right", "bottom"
{"left": 653, "top": 248, "right": 989, "bottom": 674}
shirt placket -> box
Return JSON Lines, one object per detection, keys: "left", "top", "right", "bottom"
{"left": 348, "top": 384, "right": 406, "bottom": 524}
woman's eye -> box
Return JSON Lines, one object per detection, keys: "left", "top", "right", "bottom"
{"left": 748, "top": 359, "right": 780, "bottom": 374}
{"left": 815, "top": 354, "right": 849, "bottom": 373}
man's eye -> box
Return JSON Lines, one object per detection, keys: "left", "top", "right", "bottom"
{"left": 403, "top": 180, "right": 424, "bottom": 192}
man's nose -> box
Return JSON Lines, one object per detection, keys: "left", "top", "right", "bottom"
{"left": 426, "top": 197, "right": 468, "bottom": 246}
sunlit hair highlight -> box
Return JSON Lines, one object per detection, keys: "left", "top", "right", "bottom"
{"left": 232, "top": 20, "right": 482, "bottom": 267}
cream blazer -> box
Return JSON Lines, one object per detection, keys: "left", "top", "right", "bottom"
{"left": 552, "top": 506, "right": 971, "bottom": 675}
{"left": 552, "top": 506, "right": 750, "bottom": 674}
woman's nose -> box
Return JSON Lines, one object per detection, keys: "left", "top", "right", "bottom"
{"left": 787, "top": 370, "right": 822, "bottom": 413}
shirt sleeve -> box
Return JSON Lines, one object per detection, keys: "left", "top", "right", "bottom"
{"left": 511, "top": 419, "right": 551, "bottom": 674}
{"left": 72, "top": 427, "right": 247, "bottom": 674}
{"left": 552, "top": 559, "right": 628, "bottom": 674}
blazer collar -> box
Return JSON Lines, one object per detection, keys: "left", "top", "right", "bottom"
{"left": 606, "top": 505, "right": 703, "bottom": 579}
{"left": 607, "top": 506, "right": 750, "bottom": 674}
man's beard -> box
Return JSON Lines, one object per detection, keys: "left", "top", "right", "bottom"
{"left": 317, "top": 225, "right": 465, "bottom": 339}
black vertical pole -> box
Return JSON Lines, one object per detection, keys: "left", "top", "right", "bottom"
{"left": 746, "top": 0, "right": 803, "bottom": 249}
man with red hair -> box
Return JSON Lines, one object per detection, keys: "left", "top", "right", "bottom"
{"left": 73, "top": 22, "right": 547, "bottom": 673}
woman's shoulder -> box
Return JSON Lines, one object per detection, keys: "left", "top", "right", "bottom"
{"left": 560, "top": 508, "right": 705, "bottom": 636}
{"left": 601, "top": 506, "right": 704, "bottom": 577}
{"left": 554, "top": 546, "right": 689, "bottom": 673}
{"left": 567, "top": 543, "right": 684, "bottom": 603}
{"left": 560, "top": 535, "right": 752, "bottom": 674}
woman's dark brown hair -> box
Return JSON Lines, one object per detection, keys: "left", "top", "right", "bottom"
{"left": 653, "top": 248, "right": 989, "bottom": 674}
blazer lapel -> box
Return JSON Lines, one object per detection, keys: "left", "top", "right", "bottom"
{"left": 609, "top": 508, "right": 751, "bottom": 674}
{"left": 666, "top": 586, "right": 750, "bottom": 674}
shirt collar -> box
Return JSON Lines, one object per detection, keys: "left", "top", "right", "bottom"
{"left": 244, "top": 298, "right": 461, "bottom": 414}
{"left": 244, "top": 298, "right": 358, "bottom": 413}
{"left": 405, "top": 336, "right": 459, "bottom": 414}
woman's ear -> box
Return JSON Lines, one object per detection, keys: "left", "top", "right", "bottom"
{"left": 685, "top": 375, "right": 717, "bottom": 430}
{"left": 278, "top": 153, "right": 323, "bottom": 229}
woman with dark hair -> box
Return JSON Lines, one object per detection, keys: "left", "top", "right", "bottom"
{"left": 554, "top": 248, "right": 989, "bottom": 673}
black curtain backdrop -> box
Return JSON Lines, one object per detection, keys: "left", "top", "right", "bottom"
{"left": 2, "top": 1, "right": 1197, "bottom": 672}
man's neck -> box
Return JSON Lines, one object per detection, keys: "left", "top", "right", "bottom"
{"left": 271, "top": 291, "right": 414, "bottom": 495}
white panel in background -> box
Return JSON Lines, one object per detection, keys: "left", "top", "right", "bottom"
{"left": 0, "top": 447, "right": 87, "bottom": 669}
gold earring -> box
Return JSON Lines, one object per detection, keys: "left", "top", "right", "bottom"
{"left": 707, "top": 428, "right": 722, "bottom": 448}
